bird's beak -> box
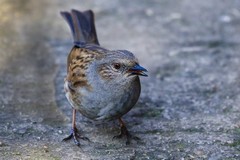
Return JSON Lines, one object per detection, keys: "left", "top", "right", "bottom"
{"left": 128, "top": 64, "right": 148, "bottom": 77}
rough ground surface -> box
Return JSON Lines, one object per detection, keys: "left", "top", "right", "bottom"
{"left": 1, "top": 0, "right": 240, "bottom": 159}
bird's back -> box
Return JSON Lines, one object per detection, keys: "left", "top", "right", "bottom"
{"left": 61, "top": 9, "right": 107, "bottom": 90}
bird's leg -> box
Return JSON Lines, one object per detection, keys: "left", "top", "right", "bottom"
{"left": 113, "top": 118, "right": 140, "bottom": 145}
{"left": 63, "top": 109, "right": 89, "bottom": 146}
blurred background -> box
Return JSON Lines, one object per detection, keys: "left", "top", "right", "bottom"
{"left": 1, "top": 0, "right": 240, "bottom": 159}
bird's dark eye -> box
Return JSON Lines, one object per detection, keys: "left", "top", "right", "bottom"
{"left": 113, "top": 63, "right": 121, "bottom": 70}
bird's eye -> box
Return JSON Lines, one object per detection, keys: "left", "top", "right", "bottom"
{"left": 113, "top": 63, "right": 121, "bottom": 70}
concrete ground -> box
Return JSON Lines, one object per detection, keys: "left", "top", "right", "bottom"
{"left": 1, "top": 0, "right": 240, "bottom": 159}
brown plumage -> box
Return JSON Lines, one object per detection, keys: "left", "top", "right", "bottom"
{"left": 66, "top": 47, "right": 100, "bottom": 90}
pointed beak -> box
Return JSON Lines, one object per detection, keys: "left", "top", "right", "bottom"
{"left": 128, "top": 64, "right": 148, "bottom": 77}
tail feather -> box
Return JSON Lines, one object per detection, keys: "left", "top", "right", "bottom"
{"left": 60, "top": 11, "right": 80, "bottom": 43}
{"left": 81, "top": 10, "right": 99, "bottom": 45}
{"left": 60, "top": 9, "right": 99, "bottom": 45}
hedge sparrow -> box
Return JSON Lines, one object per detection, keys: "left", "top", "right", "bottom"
{"left": 60, "top": 9, "right": 147, "bottom": 146}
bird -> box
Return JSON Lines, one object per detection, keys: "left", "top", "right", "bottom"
{"left": 60, "top": 9, "right": 147, "bottom": 146}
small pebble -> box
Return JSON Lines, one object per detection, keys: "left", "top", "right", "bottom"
{"left": 169, "top": 13, "right": 182, "bottom": 20}
{"left": 0, "top": 141, "right": 5, "bottom": 147}
{"left": 43, "top": 145, "right": 49, "bottom": 153}
{"left": 145, "top": 8, "right": 154, "bottom": 16}
{"left": 15, "top": 152, "right": 21, "bottom": 155}
{"left": 58, "top": 130, "right": 63, "bottom": 134}
{"left": 220, "top": 15, "right": 232, "bottom": 23}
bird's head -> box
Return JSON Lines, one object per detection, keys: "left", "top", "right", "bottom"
{"left": 97, "top": 50, "right": 147, "bottom": 83}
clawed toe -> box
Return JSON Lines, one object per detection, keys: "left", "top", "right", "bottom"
{"left": 62, "top": 133, "right": 74, "bottom": 141}
{"left": 112, "top": 134, "right": 123, "bottom": 140}
{"left": 130, "top": 134, "right": 140, "bottom": 141}
{"left": 113, "top": 118, "right": 141, "bottom": 145}
{"left": 127, "top": 134, "right": 141, "bottom": 145}
{"left": 113, "top": 129, "right": 140, "bottom": 145}
{"left": 63, "top": 127, "right": 89, "bottom": 146}
{"left": 63, "top": 132, "right": 80, "bottom": 146}
{"left": 80, "top": 136, "right": 90, "bottom": 142}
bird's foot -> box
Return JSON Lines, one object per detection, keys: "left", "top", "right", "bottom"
{"left": 63, "top": 127, "right": 90, "bottom": 146}
{"left": 113, "top": 125, "right": 140, "bottom": 145}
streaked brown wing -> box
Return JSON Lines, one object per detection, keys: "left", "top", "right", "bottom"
{"left": 66, "top": 47, "right": 100, "bottom": 90}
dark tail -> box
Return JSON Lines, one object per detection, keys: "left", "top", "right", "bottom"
{"left": 60, "top": 9, "right": 99, "bottom": 45}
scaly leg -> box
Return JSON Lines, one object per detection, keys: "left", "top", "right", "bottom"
{"left": 63, "top": 109, "right": 89, "bottom": 146}
{"left": 113, "top": 118, "right": 140, "bottom": 145}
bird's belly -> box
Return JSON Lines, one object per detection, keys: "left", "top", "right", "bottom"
{"left": 78, "top": 89, "right": 129, "bottom": 121}
{"left": 78, "top": 84, "right": 138, "bottom": 121}
{"left": 66, "top": 78, "right": 141, "bottom": 121}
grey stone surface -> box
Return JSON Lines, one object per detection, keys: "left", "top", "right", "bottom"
{"left": 1, "top": 0, "right": 240, "bottom": 159}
